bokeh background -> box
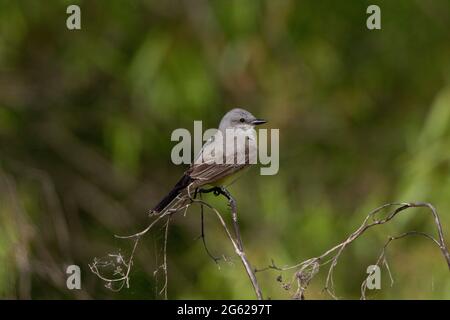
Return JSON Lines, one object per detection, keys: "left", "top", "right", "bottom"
{"left": 1, "top": 0, "right": 450, "bottom": 299}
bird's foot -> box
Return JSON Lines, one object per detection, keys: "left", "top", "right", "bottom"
{"left": 199, "top": 186, "right": 223, "bottom": 196}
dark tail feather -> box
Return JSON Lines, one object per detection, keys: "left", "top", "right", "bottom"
{"left": 152, "top": 174, "right": 193, "bottom": 213}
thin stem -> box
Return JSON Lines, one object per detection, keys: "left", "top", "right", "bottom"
{"left": 192, "top": 197, "right": 263, "bottom": 300}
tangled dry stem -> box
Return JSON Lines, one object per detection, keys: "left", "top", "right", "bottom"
{"left": 90, "top": 197, "right": 450, "bottom": 300}
{"left": 89, "top": 185, "right": 264, "bottom": 299}
{"left": 254, "top": 202, "right": 450, "bottom": 299}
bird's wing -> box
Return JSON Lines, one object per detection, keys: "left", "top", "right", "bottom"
{"left": 188, "top": 128, "right": 254, "bottom": 185}
{"left": 187, "top": 161, "right": 246, "bottom": 182}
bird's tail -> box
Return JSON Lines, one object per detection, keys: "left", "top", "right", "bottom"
{"left": 151, "top": 174, "right": 193, "bottom": 214}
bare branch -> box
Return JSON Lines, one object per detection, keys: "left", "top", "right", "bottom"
{"left": 255, "top": 202, "right": 450, "bottom": 299}
{"left": 191, "top": 197, "right": 263, "bottom": 300}
{"left": 360, "top": 230, "right": 441, "bottom": 299}
{"left": 89, "top": 187, "right": 264, "bottom": 300}
{"left": 159, "top": 215, "right": 171, "bottom": 299}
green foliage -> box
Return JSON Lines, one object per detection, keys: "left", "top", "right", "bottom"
{"left": 0, "top": 0, "right": 449, "bottom": 299}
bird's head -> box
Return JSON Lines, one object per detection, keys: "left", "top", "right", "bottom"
{"left": 219, "top": 108, "right": 267, "bottom": 131}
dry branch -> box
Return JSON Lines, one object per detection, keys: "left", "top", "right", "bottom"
{"left": 90, "top": 194, "right": 450, "bottom": 300}
{"left": 89, "top": 186, "right": 263, "bottom": 299}
{"left": 255, "top": 202, "right": 450, "bottom": 299}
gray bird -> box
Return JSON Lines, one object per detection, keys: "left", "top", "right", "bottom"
{"left": 151, "top": 108, "right": 266, "bottom": 214}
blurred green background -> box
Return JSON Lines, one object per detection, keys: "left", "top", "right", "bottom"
{"left": 1, "top": 0, "right": 450, "bottom": 299}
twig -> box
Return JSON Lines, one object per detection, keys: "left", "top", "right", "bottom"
{"left": 191, "top": 197, "right": 263, "bottom": 300}
{"left": 255, "top": 202, "right": 450, "bottom": 299}
{"left": 90, "top": 186, "right": 264, "bottom": 299}
{"left": 217, "top": 188, "right": 244, "bottom": 251}
{"left": 194, "top": 191, "right": 221, "bottom": 263}
{"left": 360, "top": 230, "right": 440, "bottom": 299}
{"left": 89, "top": 237, "right": 140, "bottom": 291}
{"left": 159, "top": 215, "right": 171, "bottom": 299}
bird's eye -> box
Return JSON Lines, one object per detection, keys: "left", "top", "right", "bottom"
{"left": 239, "top": 118, "right": 245, "bottom": 123}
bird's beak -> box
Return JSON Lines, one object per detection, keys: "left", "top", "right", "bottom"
{"left": 251, "top": 118, "right": 267, "bottom": 125}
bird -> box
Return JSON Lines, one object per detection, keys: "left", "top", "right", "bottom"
{"left": 150, "top": 108, "right": 267, "bottom": 215}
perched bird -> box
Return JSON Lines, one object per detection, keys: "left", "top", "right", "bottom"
{"left": 151, "top": 108, "right": 266, "bottom": 214}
